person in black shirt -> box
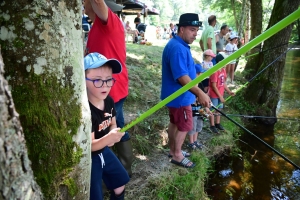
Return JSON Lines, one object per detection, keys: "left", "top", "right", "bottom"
{"left": 134, "top": 13, "right": 141, "bottom": 28}
{"left": 84, "top": 52, "right": 129, "bottom": 200}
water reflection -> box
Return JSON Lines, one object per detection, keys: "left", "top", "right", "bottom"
{"left": 206, "top": 49, "right": 300, "bottom": 199}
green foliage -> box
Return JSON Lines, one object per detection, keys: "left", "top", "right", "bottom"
{"left": 290, "top": 20, "right": 300, "bottom": 43}
{"left": 148, "top": 153, "right": 211, "bottom": 200}
{"left": 62, "top": 178, "right": 78, "bottom": 197}
{"left": 125, "top": 43, "right": 170, "bottom": 154}
{"left": 229, "top": 90, "right": 255, "bottom": 114}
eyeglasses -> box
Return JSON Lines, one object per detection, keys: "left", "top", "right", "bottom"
{"left": 85, "top": 77, "right": 116, "bottom": 88}
{"left": 185, "top": 21, "right": 202, "bottom": 27}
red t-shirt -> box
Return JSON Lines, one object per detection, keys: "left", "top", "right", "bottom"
{"left": 208, "top": 68, "right": 226, "bottom": 98}
{"left": 85, "top": 9, "right": 128, "bottom": 103}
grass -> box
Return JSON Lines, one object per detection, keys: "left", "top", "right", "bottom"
{"left": 123, "top": 40, "right": 245, "bottom": 199}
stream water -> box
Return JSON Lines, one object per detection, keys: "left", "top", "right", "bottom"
{"left": 206, "top": 49, "right": 300, "bottom": 200}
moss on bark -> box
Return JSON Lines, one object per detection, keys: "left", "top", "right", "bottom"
{"left": 11, "top": 74, "right": 82, "bottom": 198}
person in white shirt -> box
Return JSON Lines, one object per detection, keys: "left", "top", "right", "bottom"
{"left": 225, "top": 34, "right": 239, "bottom": 84}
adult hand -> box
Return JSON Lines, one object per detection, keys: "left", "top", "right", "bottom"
{"left": 197, "top": 91, "right": 211, "bottom": 107}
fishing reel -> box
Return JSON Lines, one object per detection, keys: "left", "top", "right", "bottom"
{"left": 198, "top": 108, "right": 210, "bottom": 118}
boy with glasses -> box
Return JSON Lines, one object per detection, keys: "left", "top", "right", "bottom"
{"left": 84, "top": 52, "right": 129, "bottom": 200}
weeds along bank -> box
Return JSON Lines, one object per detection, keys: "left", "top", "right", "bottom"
{"left": 122, "top": 42, "right": 244, "bottom": 199}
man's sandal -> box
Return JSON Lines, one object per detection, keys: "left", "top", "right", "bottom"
{"left": 168, "top": 150, "right": 191, "bottom": 158}
{"left": 170, "top": 157, "right": 196, "bottom": 168}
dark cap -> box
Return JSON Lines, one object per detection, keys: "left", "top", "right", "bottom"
{"left": 176, "top": 13, "right": 202, "bottom": 27}
{"left": 216, "top": 52, "right": 228, "bottom": 63}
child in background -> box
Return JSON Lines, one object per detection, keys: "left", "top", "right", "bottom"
{"left": 200, "top": 49, "right": 216, "bottom": 93}
{"left": 187, "top": 64, "right": 212, "bottom": 150}
{"left": 84, "top": 52, "right": 130, "bottom": 200}
{"left": 225, "top": 34, "right": 239, "bottom": 84}
{"left": 208, "top": 52, "right": 235, "bottom": 133}
{"left": 137, "top": 31, "right": 147, "bottom": 44}
{"left": 187, "top": 100, "right": 211, "bottom": 150}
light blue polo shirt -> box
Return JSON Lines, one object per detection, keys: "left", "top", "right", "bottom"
{"left": 160, "top": 34, "right": 196, "bottom": 108}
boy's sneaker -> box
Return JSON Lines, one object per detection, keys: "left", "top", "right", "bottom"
{"left": 215, "top": 123, "right": 225, "bottom": 131}
{"left": 194, "top": 141, "right": 203, "bottom": 149}
{"left": 187, "top": 143, "right": 197, "bottom": 151}
{"left": 210, "top": 126, "right": 219, "bottom": 134}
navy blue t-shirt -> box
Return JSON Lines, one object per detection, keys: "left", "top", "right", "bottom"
{"left": 161, "top": 34, "right": 196, "bottom": 107}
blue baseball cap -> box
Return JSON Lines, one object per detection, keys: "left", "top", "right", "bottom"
{"left": 84, "top": 52, "right": 122, "bottom": 74}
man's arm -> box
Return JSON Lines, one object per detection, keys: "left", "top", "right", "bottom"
{"left": 90, "top": 0, "right": 108, "bottom": 22}
{"left": 177, "top": 75, "right": 211, "bottom": 107}
{"left": 215, "top": 34, "right": 219, "bottom": 43}
{"left": 207, "top": 38, "right": 212, "bottom": 50}
{"left": 215, "top": 34, "right": 223, "bottom": 53}
{"left": 199, "top": 39, "right": 204, "bottom": 51}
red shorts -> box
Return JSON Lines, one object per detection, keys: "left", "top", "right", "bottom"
{"left": 168, "top": 105, "right": 193, "bottom": 132}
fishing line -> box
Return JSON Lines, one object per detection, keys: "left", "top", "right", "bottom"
{"left": 223, "top": 43, "right": 296, "bottom": 104}
{"left": 213, "top": 114, "right": 300, "bottom": 121}
{"left": 211, "top": 105, "right": 300, "bottom": 170}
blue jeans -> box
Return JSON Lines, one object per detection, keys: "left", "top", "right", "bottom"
{"left": 115, "top": 97, "right": 130, "bottom": 142}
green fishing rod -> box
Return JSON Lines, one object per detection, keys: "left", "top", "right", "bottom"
{"left": 120, "top": 8, "right": 300, "bottom": 133}
{"left": 211, "top": 105, "right": 300, "bottom": 170}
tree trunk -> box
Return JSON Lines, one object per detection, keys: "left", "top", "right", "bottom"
{"left": 242, "top": 0, "right": 300, "bottom": 124}
{"left": 231, "top": 0, "right": 239, "bottom": 31}
{"left": 244, "top": 0, "right": 263, "bottom": 79}
{"left": 297, "top": 19, "right": 300, "bottom": 42}
{"left": 0, "top": 1, "right": 91, "bottom": 199}
{"left": 237, "top": 0, "right": 247, "bottom": 38}
{"left": 244, "top": 1, "right": 250, "bottom": 44}
{"left": 0, "top": 47, "right": 43, "bottom": 199}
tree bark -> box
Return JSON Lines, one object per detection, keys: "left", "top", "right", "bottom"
{"left": 231, "top": 0, "right": 239, "bottom": 31}
{"left": 242, "top": 0, "right": 300, "bottom": 124}
{"left": 243, "top": 0, "right": 263, "bottom": 78}
{"left": 243, "top": 1, "right": 250, "bottom": 44}
{"left": 297, "top": 20, "right": 300, "bottom": 42}
{"left": 0, "top": 47, "right": 43, "bottom": 200}
{"left": 0, "top": 0, "right": 91, "bottom": 199}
